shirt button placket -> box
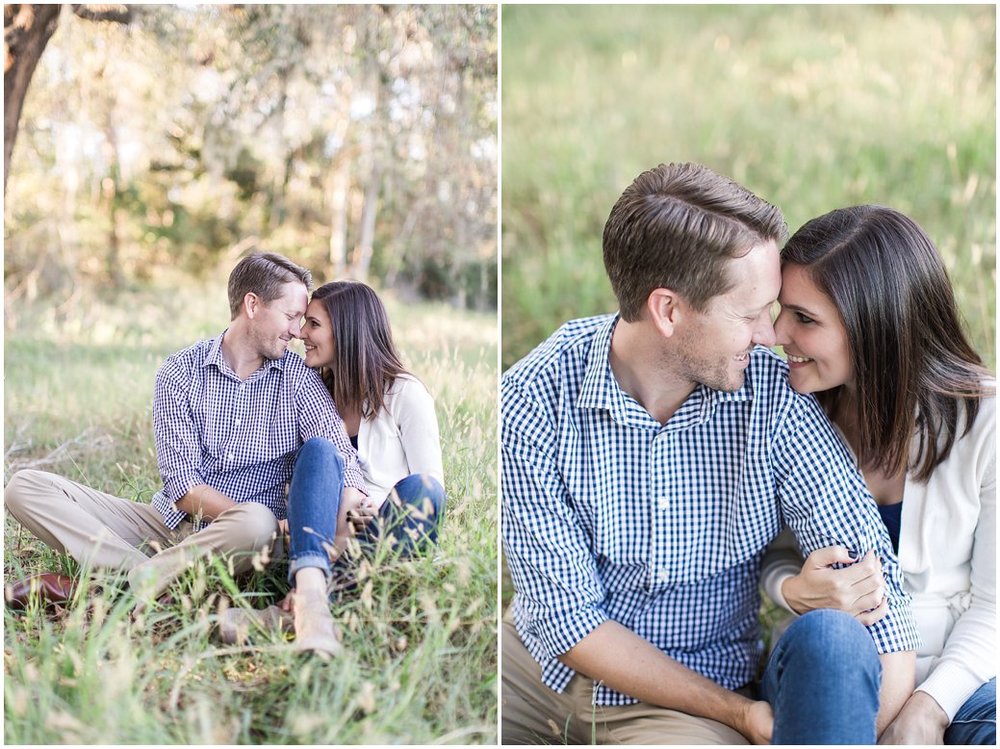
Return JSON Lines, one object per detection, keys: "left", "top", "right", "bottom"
{"left": 651, "top": 429, "right": 672, "bottom": 588}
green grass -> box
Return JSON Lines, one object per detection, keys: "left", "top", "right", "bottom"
{"left": 502, "top": 4, "right": 996, "bottom": 370}
{"left": 3, "top": 271, "right": 498, "bottom": 744}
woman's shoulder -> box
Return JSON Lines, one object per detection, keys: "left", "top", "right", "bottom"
{"left": 385, "top": 373, "right": 435, "bottom": 409}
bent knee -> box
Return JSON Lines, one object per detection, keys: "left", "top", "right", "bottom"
{"left": 782, "top": 609, "right": 878, "bottom": 668}
{"left": 224, "top": 502, "right": 279, "bottom": 548}
{"left": 394, "top": 473, "right": 445, "bottom": 511}
{"left": 298, "top": 437, "right": 345, "bottom": 466}
{"left": 4, "top": 469, "right": 53, "bottom": 513}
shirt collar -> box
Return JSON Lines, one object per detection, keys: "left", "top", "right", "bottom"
{"left": 576, "top": 315, "right": 756, "bottom": 429}
{"left": 202, "top": 330, "right": 286, "bottom": 379}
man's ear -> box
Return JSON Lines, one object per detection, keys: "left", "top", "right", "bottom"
{"left": 646, "top": 288, "right": 684, "bottom": 339}
{"left": 243, "top": 292, "right": 260, "bottom": 320}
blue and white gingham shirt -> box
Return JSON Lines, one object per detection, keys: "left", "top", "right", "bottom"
{"left": 501, "top": 314, "right": 921, "bottom": 705}
{"left": 151, "top": 332, "right": 365, "bottom": 530}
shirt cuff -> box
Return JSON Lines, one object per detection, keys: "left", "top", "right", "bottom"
{"left": 761, "top": 562, "right": 801, "bottom": 615}
{"left": 865, "top": 599, "right": 922, "bottom": 654}
{"left": 162, "top": 469, "right": 203, "bottom": 509}
{"left": 151, "top": 490, "right": 188, "bottom": 530}
{"left": 917, "top": 662, "right": 990, "bottom": 722}
{"left": 533, "top": 605, "right": 609, "bottom": 662}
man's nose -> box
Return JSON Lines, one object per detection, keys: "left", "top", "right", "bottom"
{"left": 290, "top": 319, "right": 303, "bottom": 338}
{"left": 753, "top": 315, "right": 777, "bottom": 348}
{"left": 772, "top": 309, "right": 790, "bottom": 347}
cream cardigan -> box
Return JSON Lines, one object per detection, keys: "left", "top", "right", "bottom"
{"left": 761, "top": 395, "right": 996, "bottom": 721}
{"left": 355, "top": 373, "right": 445, "bottom": 509}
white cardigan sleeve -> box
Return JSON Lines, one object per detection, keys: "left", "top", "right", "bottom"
{"left": 915, "top": 401, "right": 996, "bottom": 720}
{"left": 394, "top": 376, "right": 445, "bottom": 489}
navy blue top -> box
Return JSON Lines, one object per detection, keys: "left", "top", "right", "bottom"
{"left": 877, "top": 502, "right": 903, "bottom": 554}
{"left": 350, "top": 434, "right": 359, "bottom": 450}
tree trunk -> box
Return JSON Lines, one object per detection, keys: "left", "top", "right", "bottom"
{"left": 351, "top": 162, "right": 381, "bottom": 281}
{"left": 101, "top": 110, "right": 125, "bottom": 289}
{"left": 4, "top": 4, "right": 62, "bottom": 193}
{"left": 328, "top": 151, "right": 351, "bottom": 277}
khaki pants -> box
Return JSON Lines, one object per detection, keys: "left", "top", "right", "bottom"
{"left": 501, "top": 612, "right": 749, "bottom": 745}
{"left": 4, "top": 469, "right": 281, "bottom": 600}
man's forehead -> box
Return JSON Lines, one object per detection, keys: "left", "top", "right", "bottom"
{"left": 725, "top": 240, "right": 780, "bottom": 305}
{"left": 271, "top": 282, "right": 308, "bottom": 310}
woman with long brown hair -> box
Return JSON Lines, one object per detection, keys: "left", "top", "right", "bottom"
{"left": 762, "top": 205, "right": 995, "bottom": 743}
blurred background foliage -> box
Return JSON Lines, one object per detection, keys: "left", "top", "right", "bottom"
{"left": 502, "top": 4, "right": 995, "bottom": 370}
{"left": 4, "top": 3, "right": 497, "bottom": 330}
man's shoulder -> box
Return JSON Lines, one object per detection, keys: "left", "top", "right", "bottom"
{"left": 157, "top": 337, "right": 216, "bottom": 380}
{"left": 745, "top": 346, "right": 807, "bottom": 407}
{"left": 741, "top": 346, "right": 835, "bottom": 439}
{"left": 503, "top": 314, "right": 612, "bottom": 391}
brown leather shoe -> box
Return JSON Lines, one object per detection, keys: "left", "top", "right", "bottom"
{"left": 5, "top": 572, "right": 77, "bottom": 610}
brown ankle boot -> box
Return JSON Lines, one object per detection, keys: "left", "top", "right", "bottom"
{"left": 219, "top": 605, "right": 293, "bottom": 645}
{"left": 291, "top": 590, "right": 342, "bottom": 658}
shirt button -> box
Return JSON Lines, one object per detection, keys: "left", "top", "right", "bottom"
{"left": 657, "top": 568, "right": 671, "bottom": 583}
{"left": 658, "top": 498, "right": 668, "bottom": 510}
{"left": 227, "top": 453, "right": 234, "bottom": 461}
{"left": 235, "top": 417, "right": 242, "bottom": 426}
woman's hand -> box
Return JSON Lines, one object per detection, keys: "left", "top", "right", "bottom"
{"left": 878, "top": 691, "right": 949, "bottom": 744}
{"left": 341, "top": 488, "right": 375, "bottom": 532}
{"left": 781, "top": 547, "right": 887, "bottom": 624}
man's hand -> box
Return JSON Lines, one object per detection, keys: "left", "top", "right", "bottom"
{"left": 878, "top": 691, "right": 949, "bottom": 745}
{"left": 739, "top": 699, "right": 774, "bottom": 745}
{"left": 781, "top": 547, "right": 887, "bottom": 624}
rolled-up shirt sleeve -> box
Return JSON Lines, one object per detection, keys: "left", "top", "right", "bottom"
{"left": 152, "top": 361, "right": 206, "bottom": 526}
{"left": 773, "top": 397, "right": 921, "bottom": 654}
{"left": 297, "top": 369, "right": 367, "bottom": 495}
{"left": 502, "top": 380, "right": 608, "bottom": 663}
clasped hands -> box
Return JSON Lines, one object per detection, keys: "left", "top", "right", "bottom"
{"left": 781, "top": 546, "right": 888, "bottom": 624}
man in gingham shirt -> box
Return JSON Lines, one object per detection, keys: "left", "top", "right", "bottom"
{"left": 6, "top": 252, "right": 366, "bottom": 609}
{"left": 501, "top": 163, "right": 919, "bottom": 744}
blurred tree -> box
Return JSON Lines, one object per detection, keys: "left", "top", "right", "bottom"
{"left": 3, "top": 4, "right": 131, "bottom": 193}
{"left": 4, "top": 4, "right": 497, "bottom": 316}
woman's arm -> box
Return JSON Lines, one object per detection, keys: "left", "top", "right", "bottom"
{"left": 395, "top": 376, "right": 445, "bottom": 485}
{"left": 911, "top": 410, "right": 996, "bottom": 721}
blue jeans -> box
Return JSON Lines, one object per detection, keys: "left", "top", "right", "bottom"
{"left": 360, "top": 472, "right": 446, "bottom": 555}
{"left": 286, "top": 437, "right": 345, "bottom": 582}
{"left": 759, "top": 609, "right": 882, "bottom": 744}
{"left": 287, "top": 439, "right": 445, "bottom": 582}
{"left": 946, "top": 677, "right": 996, "bottom": 745}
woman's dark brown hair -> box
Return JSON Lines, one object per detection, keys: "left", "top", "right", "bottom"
{"left": 782, "top": 205, "right": 993, "bottom": 481}
{"left": 311, "top": 280, "right": 408, "bottom": 421}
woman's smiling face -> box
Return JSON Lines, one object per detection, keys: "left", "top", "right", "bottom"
{"left": 774, "top": 263, "right": 854, "bottom": 395}
{"left": 300, "top": 298, "right": 336, "bottom": 369}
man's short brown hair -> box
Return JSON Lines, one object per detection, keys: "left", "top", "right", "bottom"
{"left": 227, "top": 252, "right": 313, "bottom": 319}
{"left": 602, "top": 162, "right": 788, "bottom": 321}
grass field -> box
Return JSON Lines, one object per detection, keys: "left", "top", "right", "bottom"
{"left": 502, "top": 4, "right": 996, "bottom": 370}
{"left": 3, "top": 269, "right": 499, "bottom": 744}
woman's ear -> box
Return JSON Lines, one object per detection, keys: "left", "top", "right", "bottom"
{"left": 646, "top": 288, "right": 683, "bottom": 339}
